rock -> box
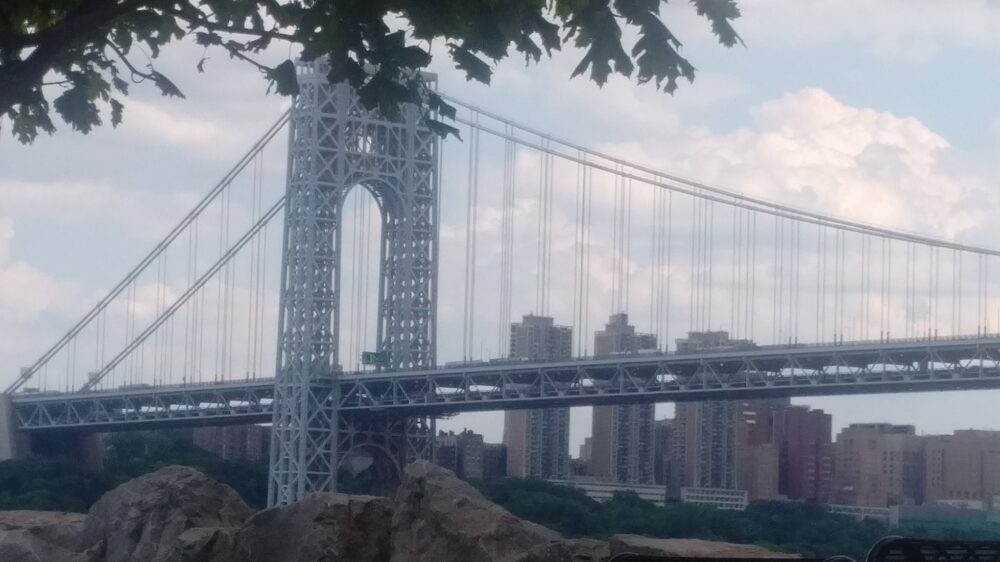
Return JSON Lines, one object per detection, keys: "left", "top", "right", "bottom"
{"left": 0, "top": 510, "right": 98, "bottom": 562}
{"left": 390, "top": 460, "right": 563, "bottom": 562}
{"left": 609, "top": 535, "right": 799, "bottom": 559}
{"left": 229, "top": 492, "right": 392, "bottom": 562}
{"left": 154, "top": 527, "right": 238, "bottom": 562}
{"left": 524, "top": 538, "right": 611, "bottom": 562}
{"left": 0, "top": 510, "right": 86, "bottom": 551}
{"left": 80, "top": 465, "right": 254, "bottom": 562}
{"left": 0, "top": 530, "right": 91, "bottom": 562}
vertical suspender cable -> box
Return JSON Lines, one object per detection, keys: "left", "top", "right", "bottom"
{"left": 706, "top": 200, "right": 714, "bottom": 331}
{"left": 584, "top": 167, "right": 594, "bottom": 354}
{"left": 689, "top": 195, "right": 698, "bottom": 332}
{"left": 730, "top": 205, "right": 739, "bottom": 337}
{"left": 625, "top": 178, "right": 633, "bottom": 314}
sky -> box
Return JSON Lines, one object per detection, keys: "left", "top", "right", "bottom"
{"left": 3, "top": 1, "right": 1000, "bottom": 454}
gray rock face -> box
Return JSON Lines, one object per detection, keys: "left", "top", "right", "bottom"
{"left": 80, "top": 465, "right": 253, "bottom": 562}
{"left": 0, "top": 462, "right": 809, "bottom": 561}
{"left": 229, "top": 492, "right": 392, "bottom": 562}
{"left": 0, "top": 511, "right": 96, "bottom": 562}
{"left": 390, "top": 460, "right": 563, "bottom": 562}
{"left": 609, "top": 535, "right": 799, "bottom": 559}
{"left": 152, "top": 527, "right": 238, "bottom": 562}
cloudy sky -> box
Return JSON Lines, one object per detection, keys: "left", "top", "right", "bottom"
{"left": 3, "top": 1, "right": 1000, "bottom": 452}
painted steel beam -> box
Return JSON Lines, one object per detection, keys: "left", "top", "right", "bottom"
{"left": 12, "top": 336, "right": 1000, "bottom": 431}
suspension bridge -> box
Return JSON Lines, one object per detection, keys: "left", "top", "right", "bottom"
{"left": 4, "top": 61, "right": 1000, "bottom": 506}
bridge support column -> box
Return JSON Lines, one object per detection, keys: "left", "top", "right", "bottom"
{"left": 0, "top": 395, "right": 28, "bottom": 461}
{"left": 268, "top": 61, "right": 438, "bottom": 506}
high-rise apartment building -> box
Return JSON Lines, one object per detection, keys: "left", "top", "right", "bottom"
{"left": 482, "top": 443, "right": 508, "bottom": 480}
{"left": 668, "top": 332, "right": 758, "bottom": 498}
{"left": 736, "top": 401, "right": 834, "bottom": 502}
{"left": 654, "top": 418, "right": 674, "bottom": 486}
{"left": 833, "top": 423, "right": 925, "bottom": 507}
{"left": 589, "top": 313, "right": 657, "bottom": 484}
{"left": 667, "top": 331, "right": 832, "bottom": 502}
{"left": 671, "top": 400, "right": 741, "bottom": 495}
{"left": 433, "top": 429, "right": 486, "bottom": 480}
{"left": 773, "top": 405, "right": 834, "bottom": 503}
{"left": 503, "top": 314, "right": 572, "bottom": 479}
{"left": 924, "top": 429, "right": 1000, "bottom": 506}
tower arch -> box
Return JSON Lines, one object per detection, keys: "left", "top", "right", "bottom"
{"left": 268, "top": 61, "right": 439, "bottom": 505}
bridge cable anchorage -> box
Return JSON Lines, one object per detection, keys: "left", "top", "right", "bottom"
{"left": 79, "top": 197, "right": 286, "bottom": 392}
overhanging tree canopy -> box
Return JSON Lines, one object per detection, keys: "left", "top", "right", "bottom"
{"left": 0, "top": 0, "right": 741, "bottom": 143}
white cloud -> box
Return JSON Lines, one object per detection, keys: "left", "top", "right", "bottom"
{"left": 598, "top": 87, "right": 994, "bottom": 242}
{"left": 0, "top": 179, "right": 194, "bottom": 238}
{"left": 0, "top": 218, "right": 77, "bottom": 323}
{"left": 0, "top": 218, "right": 11, "bottom": 264}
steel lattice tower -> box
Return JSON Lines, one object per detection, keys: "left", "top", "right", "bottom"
{"left": 268, "top": 62, "right": 439, "bottom": 506}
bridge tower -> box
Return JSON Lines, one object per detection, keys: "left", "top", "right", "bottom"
{"left": 268, "top": 62, "right": 439, "bottom": 506}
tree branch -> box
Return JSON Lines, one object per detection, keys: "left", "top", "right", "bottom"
{"left": 106, "top": 40, "right": 155, "bottom": 81}
{"left": 164, "top": 7, "right": 296, "bottom": 42}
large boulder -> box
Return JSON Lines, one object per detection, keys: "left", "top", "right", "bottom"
{"left": 0, "top": 511, "right": 97, "bottom": 562}
{"left": 153, "top": 527, "right": 238, "bottom": 562}
{"left": 0, "top": 510, "right": 86, "bottom": 551}
{"left": 523, "top": 538, "right": 611, "bottom": 562}
{"left": 80, "top": 465, "right": 254, "bottom": 562}
{"left": 390, "top": 460, "right": 564, "bottom": 562}
{"left": 609, "top": 535, "right": 799, "bottom": 559}
{"left": 228, "top": 492, "right": 393, "bottom": 562}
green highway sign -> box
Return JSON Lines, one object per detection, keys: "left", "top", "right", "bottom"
{"left": 361, "top": 351, "right": 388, "bottom": 365}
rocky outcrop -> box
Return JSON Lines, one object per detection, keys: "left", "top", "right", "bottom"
{"left": 0, "top": 510, "right": 100, "bottom": 562}
{"left": 390, "top": 460, "right": 563, "bottom": 561}
{"left": 230, "top": 492, "right": 392, "bottom": 562}
{"left": 80, "top": 465, "right": 254, "bottom": 562}
{"left": 0, "top": 462, "right": 801, "bottom": 561}
{"left": 610, "top": 535, "right": 799, "bottom": 559}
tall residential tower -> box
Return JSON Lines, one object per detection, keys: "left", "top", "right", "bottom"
{"left": 503, "top": 314, "right": 572, "bottom": 478}
{"left": 588, "top": 313, "right": 658, "bottom": 484}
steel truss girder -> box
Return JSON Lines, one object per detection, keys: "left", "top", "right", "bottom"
{"left": 14, "top": 337, "right": 1000, "bottom": 430}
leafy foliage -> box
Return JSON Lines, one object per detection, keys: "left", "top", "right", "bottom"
{"left": 0, "top": 0, "right": 741, "bottom": 142}
{"left": 477, "top": 478, "right": 891, "bottom": 560}
{"left": 0, "top": 429, "right": 385, "bottom": 513}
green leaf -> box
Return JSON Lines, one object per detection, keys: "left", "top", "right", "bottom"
{"left": 53, "top": 83, "right": 101, "bottom": 133}
{"left": 110, "top": 98, "right": 124, "bottom": 127}
{"left": 150, "top": 71, "right": 185, "bottom": 98}
{"left": 195, "top": 31, "right": 223, "bottom": 46}
{"left": 691, "top": 0, "right": 744, "bottom": 47}
{"left": 267, "top": 60, "right": 299, "bottom": 96}
{"left": 448, "top": 44, "right": 492, "bottom": 84}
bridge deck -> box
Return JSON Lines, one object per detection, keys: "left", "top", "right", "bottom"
{"left": 12, "top": 336, "right": 1000, "bottom": 431}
